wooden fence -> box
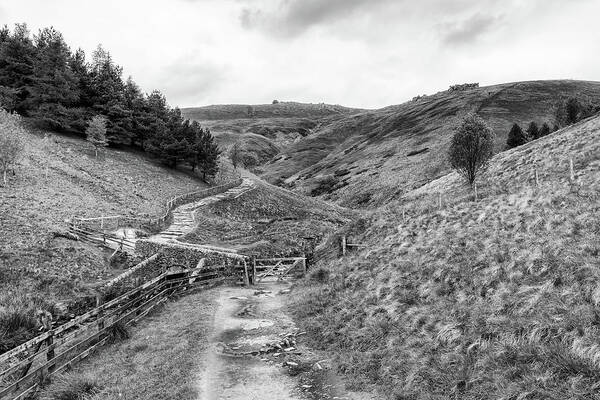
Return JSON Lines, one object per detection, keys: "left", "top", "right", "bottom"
{"left": 252, "top": 257, "right": 307, "bottom": 284}
{"left": 0, "top": 266, "right": 228, "bottom": 400}
{"left": 69, "top": 179, "right": 243, "bottom": 253}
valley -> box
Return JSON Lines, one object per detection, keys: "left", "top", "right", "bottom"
{"left": 1, "top": 79, "right": 599, "bottom": 400}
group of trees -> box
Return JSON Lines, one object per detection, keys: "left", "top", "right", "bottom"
{"left": 0, "top": 24, "right": 219, "bottom": 179}
{"left": 506, "top": 121, "right": 556, "bottom": 149}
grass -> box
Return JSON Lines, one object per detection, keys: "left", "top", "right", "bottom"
{"left": 0, "top": 126, "right": 207, "bottom": 354}
{"left": 180, "top": 180, "right": 356, "bottom": 257}
{"left": 38, "top": 289, "right": 216, "bottom": 400}
{"left": 288, "top": 114, "right": 600, "bottom": 399}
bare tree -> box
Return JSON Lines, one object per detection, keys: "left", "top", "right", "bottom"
{"left": 448, "top": 113, "right": 495, "bottom": 187}
{"left": 85, "top": 115, "right": 108, "bottom": 157}
{"left": 229, "top": 142, "right": 243, "bottom": 170}
{"left": 0, "top": 109, "right": 25, "bottom": 186}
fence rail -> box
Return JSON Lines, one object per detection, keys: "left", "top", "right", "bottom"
{"left": 0, "top": 266, "right": 227, "bottom": 400}
{"left": 69, "top": 179, "right": 243, "bottom": 252}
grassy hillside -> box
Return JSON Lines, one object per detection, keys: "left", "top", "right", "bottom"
{"left": 290, "top": 115, "right": 600, "bottom": 399}
{"left": 181, "top": 102, "right": 365, "bottom": 173}
{"left": 180, "top": 180, "right": 355, "bottom": 257}
{"left": 262, "top": 80, "right": 600, "bottom": 208}
{"left": 0, "top": 127, "right": 207, "bottom": 351}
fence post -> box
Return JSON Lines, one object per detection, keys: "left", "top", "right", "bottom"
{"left": 341, "top": 235, "right": 347, "bottom": 256}
{"left": 243, "top": 260, "right": 250, "bottom": 287}
{"left": 47, "top": 331, "right": 55, "bottom": 373}
{"left": 302, "top": 253, "right": 307, "bottom": 275}
{"left": 534, "top": 167, "right": 539, "bottom": 187}
{"left": 251, "top": 257, "right": 257, "bottom": 285}
{"left": 570, "top": 157, "right": 575, "bottom": 182}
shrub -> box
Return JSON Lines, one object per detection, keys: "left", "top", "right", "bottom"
{"left": 0, "top": 108, "right": 25, "bottom": 185}
{"left": 448, "top": 113, "right": 495, "bottom": 187}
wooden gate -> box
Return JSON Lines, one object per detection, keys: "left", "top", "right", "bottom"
{"left": 252, "top": 257, "right": 307, "bottom": 284}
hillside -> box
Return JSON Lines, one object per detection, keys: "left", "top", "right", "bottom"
{"left": 260, "top": 80, "right": 600, "bottom": 207}
{"left": 179, "top": 179, "right": 356, "bottom": 257}
{"left": 290, "top": 114, "right": 600, "bottom": 399}
{"left": 181, "top": 102, "right": 365, "bottom": 173}
{"left": 0, "top": 128, "right": 207, "bottom": 351}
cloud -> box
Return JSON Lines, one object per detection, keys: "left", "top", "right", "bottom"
{"left": 438, "top": 13, "right": 502, "bottom": 46}
{"left": 157, "top": 59, "right": 228, "bottom": 106}
{"left": 239, "top": 0, "right": 383, "bottom": 37}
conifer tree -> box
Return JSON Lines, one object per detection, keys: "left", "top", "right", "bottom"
{"left": 506, "top": 123, "right": 527, "bottom": 149}
{"left": 526, "top": 121, "right": 539, "bottom": 140}
{"left": 539, "top": 122, "right": 551, "bottom": 137}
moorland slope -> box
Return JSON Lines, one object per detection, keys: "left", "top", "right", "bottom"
{"left": 258, "top": 80, "right": 600, "bottom": 207}
{"left": 291, "top": 114, "right": 600, "bottom": 399}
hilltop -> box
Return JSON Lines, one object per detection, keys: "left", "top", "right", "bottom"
{"left": 261, "top": 80, "right": 600, "bottom": 207}
{"left": 290, "top": 114, "right": 600, "bottom": 399}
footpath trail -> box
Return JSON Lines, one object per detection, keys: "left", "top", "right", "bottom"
{"left": 148, "top": 178, "right": 255, "bottom": 244}
{"left": 196, "top": 280, "right": 376, "bottom": 400}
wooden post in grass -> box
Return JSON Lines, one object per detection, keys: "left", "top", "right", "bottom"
{"left": 534, "top": 167, "right": 539, "bottom": 187}
{"left": 570, "top": 158, "right": 575, "bottom": 182}
{"left": 46, "top": 331, "right": 55, "bottom": 373}
{"left": 341, "top": 235, "right": 347, "bottom": 256}
{"left": 302, "top": 253, "right": 307, "bottom": 275}
{"left": 252, "top": 257, "right": 257, "bottom": 285}
{"left": 243, "top": 260, "right": 250, "bottom": 287}
{"left": 474, "top": 183, "right": 478, "bottom": 201}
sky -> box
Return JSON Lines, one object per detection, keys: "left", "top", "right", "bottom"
{"left": 1, "top": 0, "right": 599, "bottom": 109}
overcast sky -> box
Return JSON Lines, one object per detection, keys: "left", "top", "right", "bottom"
{"left": 1, "top": 0, "right": 599, "bottom": 109}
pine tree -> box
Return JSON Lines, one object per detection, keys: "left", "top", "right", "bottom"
{"left": 0, "top": 24, "right": 37, "bottom": 113}
{"left": 539, "top": 122, "right": 551, "bottom": 137}
{"left": 196, "top": 128, "right": 220, "bottom": 181}
{"left": 85, "top": 115, "right": 108, "bottom": 157}
{"left": 30, "top": 27, "right": 79, "bottom": 130}
{"left": 506, "top": 123, "right": 527, "bottom": 149}
{"left": 526, "top": 121, "right": 539, "bottom": 140}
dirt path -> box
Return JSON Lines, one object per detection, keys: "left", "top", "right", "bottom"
{"left": 149, "top": 178, "right": 255, "bottom": 244}
{"left": 196, "top": 280, "right": 377, "bottom": 400}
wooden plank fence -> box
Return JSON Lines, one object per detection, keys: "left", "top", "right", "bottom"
{"left": 252, "top": 257, "right": 307, "bottom": 284}
{"left": 0, "top": 266, "right": 226, "bottom": 400}
{"left": 68, "top": 179, "right": 243, "bottom": 253}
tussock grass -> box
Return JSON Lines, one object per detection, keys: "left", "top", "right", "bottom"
{"left": 290, "top": 116, "right": 600, "bottom": 399}
{"left": 40, "top": 373, "right": 101, "bottom": 400}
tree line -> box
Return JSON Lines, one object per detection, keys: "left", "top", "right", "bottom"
{"left": 0, "top": 24, "right": 219, "bottom": 179}
{"left": 506, "top": 96, "right": 600, "bottom": 149}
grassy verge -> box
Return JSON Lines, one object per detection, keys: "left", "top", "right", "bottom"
{"left": 38, "top": 289, "right": 216, "bottom": 400}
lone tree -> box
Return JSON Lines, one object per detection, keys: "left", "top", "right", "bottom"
{"left": 0, "top": 109, "right": 25, "bottom": 186}
{"left": 506, "top": 123, "right": 527, "bottom": 149}
{"left": 229, "top": 142, "right": 243, "bottom": 169}
{"left": 526, "top": 121, "right": 540, "bottom": 140}
{"left": 85, "top": 115, "right": 108, "bottom": 157}
{"left": 448, "top": 113, "right": 495, "bottom": 187}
